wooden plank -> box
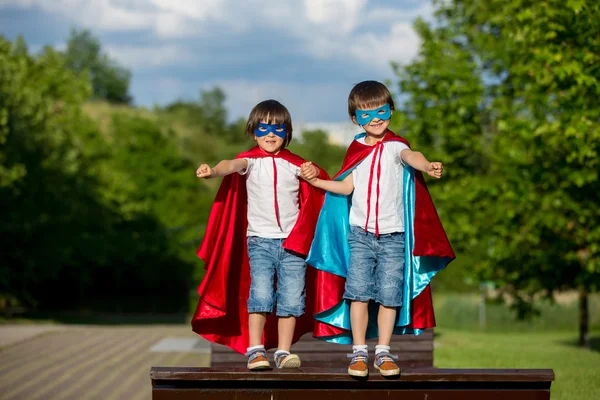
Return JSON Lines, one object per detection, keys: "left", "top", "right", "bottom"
{"left": 151, "top": 367, "right": 554, "bottom": 400}
{"left": 153, "top": 388, "right": 551, "bottom": 400}
{"left": 151, "top": 367, "right": 555, "bottom": 383}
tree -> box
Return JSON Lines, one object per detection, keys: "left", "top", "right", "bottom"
{"left": 64, "top": 29, "right": 132, "bottom": 104}
{"left": 394, "top": 0, "right": 600, "bottom": 345}
{"left": 0, "top": 36, "right": 195, "bottom": 313}
{"left": 1, "top": 35, "right": 98, "bottom": 306}
{"left": 161, "top": 86, "right": 252, "bottom": 168}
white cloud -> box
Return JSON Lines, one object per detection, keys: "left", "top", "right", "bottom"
{"left": 104, "top": 44, "right": 198, "bottom": 69}
{"left": 304, "top": 0, "right": 367, "bottom": 35}
{"left": 349, "top": 22, "right": 421, "bottom": 70}
{"left": 150, "top": 0, "right": 226, "bottom": 20}
{"left": 360, "top": 2, "right": 434, "bottom": 26}
{"left": 1, "top": 0, "right": 208, "bottom": 36}
{"left": 0, "top": 0, "right": 37, "bottom": 7}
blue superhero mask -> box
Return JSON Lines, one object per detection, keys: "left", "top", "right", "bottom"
{"left": 355, "top": 103, "right": 391, "bottom": 125}
{"left": 254, "top": 122, "right": 287, "bottom": 139}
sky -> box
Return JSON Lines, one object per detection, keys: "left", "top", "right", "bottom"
{"left": 0, "top": 0, "right": 432, "bottom": 124}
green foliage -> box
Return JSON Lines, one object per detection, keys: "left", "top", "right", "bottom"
{"left": 394, "top": 0, "right": 600, "bottom": 319}
{"left": 0, "top": 36, "right": 194, "bottom": 313}
{"left": 64, "top": 29, "right": 132, "bottom": 104}
{"left": 1, "top": 35, "right": 93, "bottom": 304}
{"left": 160, "top": 87, "right": 252, "bottom": 166}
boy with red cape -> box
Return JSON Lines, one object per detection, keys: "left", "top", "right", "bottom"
{"left": 301, "top": 81, "right": 455, "bottom": 377}
{"left": 191, "top": 100, "right": 338, "bottom": 370}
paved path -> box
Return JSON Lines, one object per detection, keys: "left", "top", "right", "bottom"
{"left": 0, "top": 325, "right": 64, "bottom": 349}
{"left": 0, "top": 324, "right": 210, "bottom": 400}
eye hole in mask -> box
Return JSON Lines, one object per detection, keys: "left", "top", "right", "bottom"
{"left": 355, "top": 103, "right": 391, "bottom": 125}
{"left": 254, "top": 122, "right": 287, "bottom": 139}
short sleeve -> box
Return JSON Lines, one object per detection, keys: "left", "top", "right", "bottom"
{"left": 396, "top": 142, "right": 410, "bottom": 165}
{"left": 238, "top": 158, "right": 254, "bottom": 175}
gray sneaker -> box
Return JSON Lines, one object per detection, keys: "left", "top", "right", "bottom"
{"left": 274, "top": 352, "right": 301, "bottom": 369}
{"left": 347, "top": 351, "right": 369, "bottom": 377}
{"left": 245, "top": 348, "right": 270, "bottom": 371}
{"left": 374, "top": 351, "right": 400, "bottom": 377}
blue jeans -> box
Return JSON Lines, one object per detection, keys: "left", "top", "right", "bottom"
{"left": 247, "top": 237, "right": 306, "bottom": 317}
{"left": 343, "top": 225, "right": 405, "bottom": 307}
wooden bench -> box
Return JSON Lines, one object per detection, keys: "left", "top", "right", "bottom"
{"left": 150, "top": 367, "right": 555, "bottom": 399}
{"left": 210, "top": 329, "right": 434, "bottom": 368}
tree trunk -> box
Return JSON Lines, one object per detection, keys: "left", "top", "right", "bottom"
{"left": 578, "top": 287, "right": 589, "bottom": 348}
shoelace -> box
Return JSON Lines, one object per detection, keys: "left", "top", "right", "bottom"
{"left": 375, "top": 351, "right": 399, "bottom": 366}
{"left": 275, "top": 352, "right": 289, "bottom": 366}
{"left": 347, "top": 350, "right": 368, "bottom": 364}
{"left": 245, "top": 348, "right": 267, "bottom": 361}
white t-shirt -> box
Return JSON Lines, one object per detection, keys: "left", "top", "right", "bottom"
{"left": 240, "top": 157, "right": 301, "bottom": 238}
{"left": 349, "top": 138, "right": 410, "bottom": 234}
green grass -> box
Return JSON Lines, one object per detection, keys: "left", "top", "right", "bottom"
{"left": 432, "top": 293, "right": 600, "bottom": 399}
{"left": 434, "top": 328, "right": 600, "bottom": 400}
{"left": 433, "top": 292, "right": 600, "bottom": 332}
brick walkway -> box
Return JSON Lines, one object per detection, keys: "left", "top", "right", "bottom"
{"left": 0, "top": 325, "right": 210, "bottom": 400}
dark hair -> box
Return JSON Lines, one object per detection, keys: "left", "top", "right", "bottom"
{"left": 245, "top": 100, "right": 293, "bottom": 147}
{"left": 347, "top": 81, "right": 395, "bottom": 119}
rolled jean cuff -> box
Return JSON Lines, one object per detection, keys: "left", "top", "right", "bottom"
{"left": 248, "top": 307, "right": 273, "bottom": 314}
{"left": 275, "top": 308, "right": 304, "bottom": 317}
{"left": 343, "top": 294, "right": 372, "bottom": 302}
{"left": 375, "top": 298, "right": 403, "bottom": 307}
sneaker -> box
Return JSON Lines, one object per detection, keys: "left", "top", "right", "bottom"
{"left": 374, "top": 351, "right": 400, "bottom": 377}
{"left": 274, "top": 352, "right": 301, "bottom": 369}
{"left": 245, "top": 348, "right": 270, "bottom": 371}
{"left": 347, "top": 350, "right": 369, "bottom": 377}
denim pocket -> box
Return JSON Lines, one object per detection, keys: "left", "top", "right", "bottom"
{"left": 247, "top": 236, "right": 261, "bottom": 246}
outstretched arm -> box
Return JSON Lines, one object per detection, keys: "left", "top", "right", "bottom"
{"left": 400, "top": 149, "right": 443, "bottom": 179}
{"left": 196, "top": 159, "right": 249, "bottom": 178}
{"left": 300, "top": 162, "right": 354, "bottom": 195}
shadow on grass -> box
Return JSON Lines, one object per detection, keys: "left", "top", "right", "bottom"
{"left": 2, "top": 311, "right": 190, "bottom": 325}
{"left": 558, "top": 335, "right": 600, "bottom": 353}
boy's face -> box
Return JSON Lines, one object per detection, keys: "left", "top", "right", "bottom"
{"left": 254, "top": 118, "right": 286, "bottom": 154}
{"left": 352, "top": 103, "right": 391, "bottom": 138}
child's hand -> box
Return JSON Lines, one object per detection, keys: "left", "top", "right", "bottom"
{"left": 426, "top": 162, "right": 443, "bottom": 179}
{"left": 300, "top": 162, "right": 319, "bottom": 182}
{"left": 196, "top": 164, "right": 214, "bottom": 178}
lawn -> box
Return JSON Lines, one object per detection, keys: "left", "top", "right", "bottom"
{"left": 433, "top": 293, "right": 600, "bottom": 399}
{"left": 434, "top": 328, "right": 599, "bottom": 399}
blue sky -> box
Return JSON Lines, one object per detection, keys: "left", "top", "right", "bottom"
{"left": 0, "top": 0, "right": 432, "bottom": 123}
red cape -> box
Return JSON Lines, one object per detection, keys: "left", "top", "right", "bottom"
{"left": 191, "top": 146, "right": 331, "bottom": 354}
{"left": 314, "top": 130, "right": 455, "bottom": 332}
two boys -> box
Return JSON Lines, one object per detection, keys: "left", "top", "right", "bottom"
{"left": 194, "top": 81, "right": 454, "bottom": 377}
